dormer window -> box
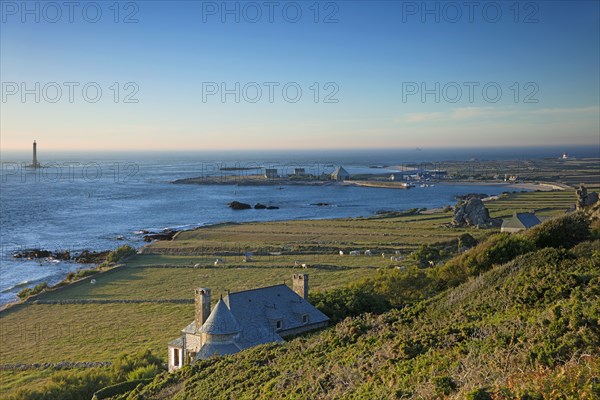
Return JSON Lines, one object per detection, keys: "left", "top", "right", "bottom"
{"left": 302, "top": 314, "right": 309, "bottom": 324}
{"left": 275, "top": 320, "right": 283, "bottom": 330}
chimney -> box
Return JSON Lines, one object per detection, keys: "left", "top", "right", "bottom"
{"left": 292, "top": 274, "right": 308, "bottom": 300}
{"left": 194, "top": 288, "right": 211, "bottom": 331}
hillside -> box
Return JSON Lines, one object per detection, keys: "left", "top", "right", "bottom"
{"left": 118, "top": 220, "right": 599, "bottom": 399}
{"left": 2, "top": 195, "right": 597, "bottom": 400}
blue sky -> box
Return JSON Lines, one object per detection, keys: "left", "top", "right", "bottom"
{"left": 1, "top": 0, "right": 599, "bottom": 151}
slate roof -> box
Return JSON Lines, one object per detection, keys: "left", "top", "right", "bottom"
{"left": 194, "top": 342, "right": 241, "bottom": 360}
{"left": 223, "top": 284, "right": 329, "bottom": 349}
{"left": 199, "top": 299, "right": 240, "bottom": 335}
{"left": 176, "top": 283, "right": 329, "bottom": 362}
{"left": 168, "top": 337, "right": 184, "bottom": 347}
{"left": 502, "top": 212, "right": 541, "bottom": 230}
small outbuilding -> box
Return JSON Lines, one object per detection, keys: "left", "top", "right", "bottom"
{"left": 501, "top": 212, "right": 541, "bottom": 233}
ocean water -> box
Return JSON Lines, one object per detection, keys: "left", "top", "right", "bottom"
{"left": 1, "top": 147, "right": 596, "bottom": 304}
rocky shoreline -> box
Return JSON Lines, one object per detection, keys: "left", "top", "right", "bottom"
{"left": 12, "top": 249, "right": 110, "bottom": 264}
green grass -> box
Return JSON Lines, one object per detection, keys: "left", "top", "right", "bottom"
{"left": 0, "top": 189, "right": 586, "bottom": 398}
{"left": 0, "top": 370, "right": 56, "bottom": 397}
{"left": 0, "top": 303, "right": 191, "bottom": 365}
{"left": 35, "top": 266, "right": 377, "bottom": 301}
{"left": 125, "top": 245, "right": 600, "bottom": 399}
{"left": 144, "top": 212, "right": 483, "bottom": 258}
{"left": 486, "top": 190, "right": 576, "bottom": 218}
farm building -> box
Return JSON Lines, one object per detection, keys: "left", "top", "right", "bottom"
{"left": 501, "top": 212, "right": 541, "bottom": 233}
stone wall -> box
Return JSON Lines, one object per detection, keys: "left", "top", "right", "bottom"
{"left": 0, "top": 361, "right": 112, "bottom": 371}
{"left": 32, "top": 299, "right": 193, "bottom": 305}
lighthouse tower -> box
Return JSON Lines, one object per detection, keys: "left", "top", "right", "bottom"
{"left": 33, "top": 140, "right": 38, "bottom": 166}
{"left": 27, "top": 140, "right": 41, "bottom": 168}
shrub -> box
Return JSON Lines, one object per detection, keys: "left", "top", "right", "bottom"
{"left": 433, "top": 376, "right": 458, "bottom": 395}
{"left": 458, "top": 233, "right": 477, "bottom": 249}
{"left": 466, "top": 387, "right": 493, "bottom": 400}
{"left": 525, "top": 212, "right": 590, "bottom": 249}
{"left": 410, "top": 244, "right": 442, "bottom": 267}
{"left": 127, "top": 364, "right": 161, "bottom": 381}
{"left": 17, "top": 282, "right": 49, "bottom": 300}
{"left": 112, "top": 349, "right": 163, "bottom": 382}
{"left": 310, "top": 286, "right": 390, "bottom": 323}
{"left": 360, "top": 266, "right": 434, "bottom": 307}
{"left": 106, "top": 245, "right": 136, "bottom": 265}
{"left": 435, "top": 233, "right": 535, "bottom": 288}
{"left": 8, "top": 368, "right": 112, "bottom": 400}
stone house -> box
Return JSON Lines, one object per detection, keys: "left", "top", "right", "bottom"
{"left": 168, "top": 274, "right": 329, "bottom": 372}
{"left": 501, "top": 212, "right": 541, "bottom": 233}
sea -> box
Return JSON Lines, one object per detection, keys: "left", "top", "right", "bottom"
{"left": 1, "top": 146, "right": 597, "bottom": 304}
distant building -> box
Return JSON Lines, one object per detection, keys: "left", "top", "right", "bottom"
{"left": 26, "top": 140, "right": 41, "bottom": 168}
{"left": 501, "top": 212, "right": 541, "bottom": 233}
{"left": 167, "top": 274, "right": 329, "bottom": 372}
{"left": 425, "top": 169, "right": 447, "bottom": 179}
{"left": 264, "top": 168, "right": 278, "bottom": 179}
{"left": 293, "top": 168, "right": 305, "bottom": 176}
{"left": 331, "top": 166, "right": 350, "bottom": 181}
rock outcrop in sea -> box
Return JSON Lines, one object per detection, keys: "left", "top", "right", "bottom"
{"left": 229, "top": 201, "right": 252, "bottom": 210}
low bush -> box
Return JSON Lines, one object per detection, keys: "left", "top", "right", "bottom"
{"left": 17, "top": 282, "right": 49, "bottom": 300}
{"left": 106, "top": 245, "right": 137, "bottom": 265}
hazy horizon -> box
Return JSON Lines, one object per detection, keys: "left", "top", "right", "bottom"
{"left": 2, "top": 145, "right": 598, "bottom": 165}
{"left": 1, "top": 1, "right": 599, "bottom": 151}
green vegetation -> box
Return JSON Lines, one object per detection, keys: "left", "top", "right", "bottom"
{"left": 2, "top": 190, "right": 596, "bottom": 399}
{"left": 65, "top": 268, "right": 100, "bottom": 282}
{"left": 120, "top": 213, "right": 599, "bottom": 399}
{"left": 16, "top": 282, "right": 48, "bottom": 300}
{"left": 4, "top": 350, "right": 163, "bottom": 400}
{"left": 104, "top": 245, "right": 137, "bottom": 266}
{"left": 438, "top": 157, "right": 599, "bottom": 188}
{"left": 486, "top": 190, "right": 576, "bottom": 219}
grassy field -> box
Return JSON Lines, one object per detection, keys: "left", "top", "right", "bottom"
{"left": 144, "top": 212, "right": 475, "bottom": 257}
{"left": 0, "top": 190, "right": 581, "bottom": 397}
{"left": 418, "top": 157, "right": 599, "bottom": 188}
{"left": 486, "top": 190, "right": 576, "bottom": 218}
{"left": 33, "top": 267, "right": 377, "bottom": 302}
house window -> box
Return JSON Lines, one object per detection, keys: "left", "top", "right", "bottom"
{"left": 302, "top": 314, "right": 309, "bottom": 324}
{"left": 275, "top": 320, "right": 283, "bottom": 330}
{"left": 173, "top": 348, "right": 180, "bottom": 367}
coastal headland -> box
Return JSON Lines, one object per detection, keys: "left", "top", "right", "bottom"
{"left": 0, "top": 154, "right": 597, "bottom": 399}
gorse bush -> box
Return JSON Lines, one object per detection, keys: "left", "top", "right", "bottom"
{"left": 434, "top": 233, "right": 536, "bottom": 288}
{"left": 310, "top": 286, "right": 390, "bottom": 323}
{"left": 126, "top": 245, "right": 598, "bottom": 399}
{"left": 17, "top": 282, "right": 49, "bottom": 300}
{"left": 106, "top": 245, "right": 136, "bottom": 265}
{"left": 112, "top": 349, "right": 163, "bottom": 382}
{"left": 525, "top": 211, "right": 590, "bottom": 249}
{"left": 7, "top": 350, "right": 164, "bottom": 400}
{"left": 8, "top": 368, "right": 112, "bottom": 400}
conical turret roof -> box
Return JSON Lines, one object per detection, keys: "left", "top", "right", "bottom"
{"left": 199, "top": 298, "right": 240, "bottom": 335}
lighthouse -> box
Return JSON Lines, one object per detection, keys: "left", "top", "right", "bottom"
{"left": 26, "top": 140, "right": 41, "bottom": 168}
{"left": 33, "top": 140, "right": 38, "bottom": 166}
